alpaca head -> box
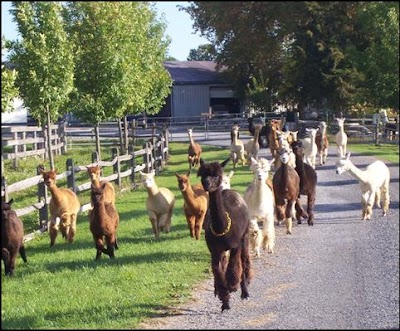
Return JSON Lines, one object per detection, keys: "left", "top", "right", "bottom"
{"left": 197, "top": 158, "right": 229, "bottom": 192}
{"left": 140, "top": 170, "right": 156, "bottom": 189}
{"left": 1, "top": 198, "right": 14, "bottom": 219}
{"left": 187, "top": 128, "right": 193, "bottom": 136}
{"left": 291, "top": 140, "right": 304, "bottom": 158}
{"left": 335, "top": 153, "right": 352, "bottom": 175}
{"left": 90, "top": 182, "right": 107, "bottom": 204}
{"left": 305, "top": 127, "right": 319, "bottom": 138}
{"left": 249, "top": 219, "right": 261, "bottom": 238}
{"left": 221, "top": 170, "right": 234, "bottom": 190}
{"left": 40, "top": 168, "right": 58, "bottom": 187}
{"left": 87, "top": 165, "right": 101, "bottom": 181}
{"left": 336, "top": 117, "right": 346, "bottom": 128}
{"left": 175, "top": 171, "right": 191, "bottom": 192}
{"left": 250, "top": 157, "right": 271, "bottom": 182}
{"left": 278, "top": 147, "right": 291, "bottom": 165}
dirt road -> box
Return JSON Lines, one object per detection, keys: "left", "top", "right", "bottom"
{"left": 138, "top": 145, "right": 399, "bottom": 329}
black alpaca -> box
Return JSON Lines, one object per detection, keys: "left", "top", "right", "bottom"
{"left": 197, "top": 158, "right": 253, "bottom": 311}
{"left": 291, "top": 140, "right": 318, "bottom": 225}
{"left": 248, "top": 117, "right": 270, "bottom": 148}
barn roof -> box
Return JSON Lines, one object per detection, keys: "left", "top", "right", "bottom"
{"left": 163, "top": 61, "right": 228, "bottom": 85}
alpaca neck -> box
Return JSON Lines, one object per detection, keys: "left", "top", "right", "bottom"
{"left": 48, "top": 183, "right": 65, "bottom": 204}
{"left": 92, "top": 199, "right": 109, "bottom": 223}
{"left": 321, "top": 126, "right": 327, "bottom": 137}
{"left": 254, "top": 128, "right": 260, "bottom": 142}
{"left": 339, "top": 124, "right": 345, "bottom": 134}
{"left": 346, "top": 161, "right": 370, "bottom": 185}
{"left": 208, "top": 189, "right": 229, "bottom": 233}
{"left": 91, "top": 177, "right": 101, "bottom": 187}
{"left": 145, "top": 183, "right": 160, "bottom": 196}
{"left": 253, "top": 179, "right": 269, "bottom": 203}
{"left": 233, "top": 131, "right": 239, "bottom": 145}
{"left": 189, "top": 134, "right": 196, "bottom": 146}
{"left": 181, "top": 184, "right": 198, "bottom": 209}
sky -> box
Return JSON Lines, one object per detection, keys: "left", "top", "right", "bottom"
{"left": 1, "top": 1, "right": 209, "bottom": 61}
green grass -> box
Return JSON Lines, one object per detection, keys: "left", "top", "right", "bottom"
{"left": 1, "top": 142, "right": 254, "bottom": 329}
{"left": 347, "top": 142, "right": 399, "bottom": 164}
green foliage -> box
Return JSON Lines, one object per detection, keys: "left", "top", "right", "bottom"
{"left": 187, "top": 43, "right": 216, "bottom": 61}
{"left": 8, "top": 2, "right": 74, "bottom": 125}
{"left": 2, "top": 37, "right": 19, "bottom": 113}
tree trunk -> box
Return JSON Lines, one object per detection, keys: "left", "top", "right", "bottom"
{"left": 123, "top": 116, "right": 129, "bottom": 153}
{"left": 46, "top": 107, "right": 55, "bottom": 169}
{"left": 95, "top": 123, "right": 101, "bottom": 161}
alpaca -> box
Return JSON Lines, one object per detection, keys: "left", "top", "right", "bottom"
{"left": 187, "top": 128, "right": 202, "bottom": 169}
{"left": 335, "top": 153, "right": 390, "bottom": 220}
{"left": 89, "top": 182, "right": 119, "bottom": 259}
{"left": 248, "top": 219, "right": 263, "bottom": 258}
{"left": 335, "top": 118, "right": 348, "bottom": 158}
{"left": 291, "top": 140, "right": 318, "bottom": 226}
{"left": 276, "top": 130, "right": 296, "bottom": 169}
{"left": 140, "top": 170, "right": 175, "bottom": 239}
{"left": 248, "top": 117, "right": 269, "bottom": 148}
{"left": 197, "top": 158, "right": 253, "bottom": 311}
{"left": 175, "top": 171, "right": 208, "bottom": 240}
{"left": 87, "top": 165, "right": 116, "bottom": 206}
{"left": 230, "top": 125, "right": 246, "bottom": 169}
{"left": 40, "top": 168, "right": 81, "bottom": 247}
{"left": 300, "top": 128, "right": 319, "bottom": 169}
{"left": 268, "top": 119, "right": 283, "bottom": 169}
{"left": 1, "top": 199, "right": 27, "bottom": 276}
{"left": 221, "top": 170, "right": 234, "bottom": 190}
{"left": 243, "top": 157, "right": 276, "bottom": 257}
{"left": 244, "top": 124, "right": 262, "bottom": 162}
{"left": 315, "top": 121, "right": 329, "bottom": 165}
{"left": 272, "top": 148, "right": 301, "bottom": 234}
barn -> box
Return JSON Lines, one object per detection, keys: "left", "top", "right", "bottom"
{"left": 158, "top": 61, "right": 242, "bottom": 121}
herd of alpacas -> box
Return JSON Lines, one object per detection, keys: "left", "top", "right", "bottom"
{"left": 1, "top": 117, "right": 391, "bottom": 312}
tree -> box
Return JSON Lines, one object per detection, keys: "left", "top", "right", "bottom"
{"left": 2, "top": 37, "right": 19, "bottom": 113}
{"left": 63, "top": 2, "right": 172, "bottom": 157}
{"left": 187, "top": 44, "right": 216, "bottom": 60}
{"left": 8, "top": 2, "right": 74, "bottom": 169}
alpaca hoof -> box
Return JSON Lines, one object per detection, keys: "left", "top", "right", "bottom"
{"left": 241, "top": 292, "right": 250, "bottom": 300}
{"left": 286, "top": 230, "right": 292, "bottom": 235}
{"left": 308, "top": 219, "right": 314, "bottom": 226}
{"left": 297, "top": 219, "right": 302, "bottom": 224}
{"left": 221, "top": 302, "right": 230, "bottom": 311}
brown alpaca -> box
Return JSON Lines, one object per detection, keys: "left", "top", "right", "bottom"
{"left": 197, "top": 158, "right": 253, "bottom": 311}
{"left": 315, "top": 121, "right": 329, "bottom": 165}
{"left": 245, "top": 124, "right": 262, "bottom": 162}
{"left": 40, "top": 169, "right": 81, "bottom": 247}
{"left": 268, "top": 119, "right": 283, "bottom": 167}
{"left": 2, "top": 199, "right": 27, "bottom": 276}
{"left": 140, "top": 170, "right": 175, "bottom": 239}
{"left": 272, "top": 148, "right": 300, "bottom": 234}
{"left": 187, "top": 128, "right": 202, "bottom": 169}
{"left": 291, "top": 140, "right": 318, "bottom": 226}
{"left": 89, "top": 182, "right": 119, "bottom": 259}
{"left": 87, "top": 165, "right": 116, "bottom": 206}
{"left": 175, "top": 171, "right": 209, "bottom": 240}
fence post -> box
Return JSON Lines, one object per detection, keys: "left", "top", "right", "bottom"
{"left": 66, "top": 158, "right": 76, "bottom": 192}
{"left": 162, "top": 127, "right": 169, "bottom": 162}
{"left": 131, "top": 119, "right": 136, "bottom": 147}
{"left": 112, "top": 147, "right": 121, "bottom": 190}
{"left": 13, "top": 131, "right": 18, "bottom": 168}
{"left": 37, "top": 165, "right": 48, "bottom": 229}
{"left": 128, "top": 144, "right": 137, "bottom": 189}
{"left": 92, "top": 151, "right": 100, "bottom": 164}
{"left": 59, "top": 121, "right": 67, "bottom": 154}
{"left": 2, "top": 176, "right": 8, "bottom": 203}
{"left": 143, "top": 142, "right": 151, "bottom": 173}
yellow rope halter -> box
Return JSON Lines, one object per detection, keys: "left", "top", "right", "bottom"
{"left": 210, "top": 212, "right": 232, "bottom": 237}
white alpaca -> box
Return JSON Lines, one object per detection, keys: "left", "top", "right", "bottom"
{"left": 248, "top": 219, "right": 263, "bottom": 258}
{"left": 275, "top": 130, "right": 296, "bottom": 169}
{"left": 301, "top": 128, "right": 319, "bottom": 169}
{"left": 243, "top": 157, "right": 275, "bottom": 256}
{"left": 335, "top": 153, "right": 390, "bottom": 220}
{"left": 220, "top": 170, "right": 234, "bottom": 190}
{"left": 335, "top": 118, "right": 348, "bottom": 158}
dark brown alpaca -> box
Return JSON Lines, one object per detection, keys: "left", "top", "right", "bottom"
{"left": 272, "top": 147, "right": 300, "bottom": 234}
{"left": 89, "top": 182, "right": 119, "bottom": 259}
{"left": 291, "top": 140, "right": 318, "bottom": 225}
{"left": 197, "top": 158, "right": 253, "bottom": 311}
{"left": 2, "top": 199, "right": 27, "bottom": 276}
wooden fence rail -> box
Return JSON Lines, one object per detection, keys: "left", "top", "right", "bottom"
{"left": 1, "top": 130, "right": 169, "bottom": 243}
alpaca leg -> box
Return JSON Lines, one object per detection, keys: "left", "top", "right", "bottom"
{"left": 48, "top": 217, "right": 59, "bottom": 247}
{"left": 186, "top": 215, "right": 195, "bottom": 238}
{"left": 94, "top": 236, "right": 107, "bottom": 260}
{"left": 19, "top": 245, "right": 27, "bottom": 263}
{"left": 240, "top": 237, "right": 252, "bottom": 300}
{"left": 307, "top": 194, "right": 315, "bottom": 226}
{"left": 105, "top": 235, "right": 116, "bottom": 259}
{"left": 381, "top": 182, "right": 390, "bottom": 216}
{"left": 148, "top": 210, "right": 159, "bottom": 239}
{"left": 295, "top": 198, "right": 307, "bottom": 224}
{"left": 262, "top": 215, "right": 275, "bottom": 254}
{"left": 374, "top": 189, "right": 381, "bottom": 208}
{"left": 9, "top": 249, "right": 18, "bottom": 276}
{"left": 225, "top": 247, "right": 242, "bottom": 293}
{"left": 2, "top": 248, "right": 11, "bottom": 276}
{"left": 211, "top": 252, "right": 230, "bottom": 311}
{"left": 194, "top": 215, "right": 204, "bottom": 240}
{"left": 285, "top": 200, "right": 295, "bottom": 234}
{"left": 275, "top": 200, "right": 285, "bottom": 226}
{"left": 68, "top": 214, "right": 77, "bottom": 244}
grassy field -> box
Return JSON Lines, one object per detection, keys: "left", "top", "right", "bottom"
{"left": 1, "top": 139, "right": 397, "bottom": 329}
{"left": 1, "top": 142, "right": 255, "bottom": 329}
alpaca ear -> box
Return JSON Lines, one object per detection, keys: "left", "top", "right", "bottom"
{"left": 186, "top": 170, "right": 191, "bottom": 177}
{"left": 228, "top": 170, "right": 234, "bottom": 179}
{"left": 220, "top": 157, "right": 230, "bottom": 168}
{"left": 8, "top": 198, "right": 14, "bottom": 205}
{"left": 250, "top": 157, "right": 257, "bottom": 165}
{"left": 346, "top": 152, "right": 351, "bottom": 160}
{"left": 200, "top": 158, "right": 205, "bottom": 166}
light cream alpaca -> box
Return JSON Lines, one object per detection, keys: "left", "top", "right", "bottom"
{"left": 220, "top": 170, "right": 234, "bottom": 190}
{"left": 248, "top": 219, "right": 263, "bottom": 258}
{"left": 301, "top": 128, "right": 319, "bottom": 169}
{"left": 245, "top": 124, "right": 261, "bottom": 162}
{"left": 276, "top": 130, "right": 296, "bottom": 169}
{"left": 230, "top": 125, "right": 246, "bottom": 169}
{"left": 335, "top": 153, "right": 390, "bottom": 220}
{"left": 335, "top": 118, "right": 348, "bottom": 158}
{"left": 243, "top": 157, "right": 275, "bottom": 257}
{"left": 315, "top": 121, "right": 329, "bottom": 165}
{"left": 140, "top": 170, "right": 175, "bottom": 239}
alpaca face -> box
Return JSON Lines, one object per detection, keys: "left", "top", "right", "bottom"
{"left": 87, "top": 165, "right": 101, "bottom": 181}
{"left": 197, "top": 160, "right": 223, "bottom": 193}
{"left": 291, "top": 140, "right": 304, "bottom": 158}
{"left": 250, "top": 157, "right": 270, "bottom": 182}
{"left": 140, "top": 171, "right": 156, "bottom": 189}
{"left": 221, "top": 171, "right": 234, "bottom": 190}
{"left": 176, "top": 172, "right": 190, "bottom": 192}
{"left": 1, "top": 199, "right": 13, "bottom": 219}
{"left": 41, "top": 170, "right": 57, "bottom": 187}
{"left": 335, "top": 153, "right": 351, "bottom": 175}
{"left": 91, "top": 184, "right": 104, "bottom": 204}
{"left": 278, "top": 148, "right": 291, "bottom": 165}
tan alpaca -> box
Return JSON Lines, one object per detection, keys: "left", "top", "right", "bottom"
{"left": 40, "top": 169, "right": 80, "bottom": 247}
{"left": 230, "top": 124, "right": 246, "bottom": 169}
{"left": 245, "top": 124, "right": 262, "bottom": 162}
{"left": 187, "top": 128, "right": 202, "bottom": 169}
{"left": 140, "top": 170, "right": 175, "bottom": 239}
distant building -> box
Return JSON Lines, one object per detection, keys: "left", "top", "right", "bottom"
{"left": 158, "top": 61, "right": 241, "bottom": 121}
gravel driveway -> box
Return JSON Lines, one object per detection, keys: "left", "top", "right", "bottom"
{"left": 139, "top": 141, "right": 399, "bottom": 330}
